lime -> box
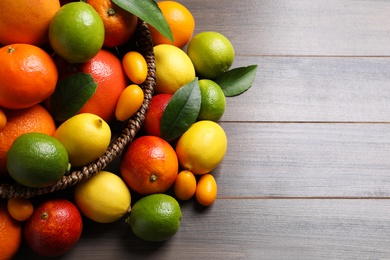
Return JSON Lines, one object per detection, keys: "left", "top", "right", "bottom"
{"left": 175, "top": 120, "right": 227, "bottom": 175}
{"left": 49, "top": 2, "right": 104, "bottom": 63}
{"left": 127, "top": 194, "right": 182, "bottom": 242}
{"left": 53, "top": 113, "right": 111, "bottom": 168}
{"left": 153, "top": 44, "right": 195, "bottom": 94}
{"left": 187, "top": 31, "right": 235, "bottom": 79}
{"left": 198, "top": 79, "right": 226, "bottom": 121}
{"left": 7, "top": 132, "right": 70, "bottom": 188}
{"left": 74, "top": 171, "right": 131, "bottom": 223}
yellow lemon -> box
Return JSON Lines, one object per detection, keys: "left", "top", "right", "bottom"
{"left": 175, "top": 120, "right": 227, "bottom": 175}
{"left": 53, "top": 113, "right": 111, "bottom": 167}
{"left": 153, "top": 44, "right": 195, "bottom": 94}
{"left": 74, "top": 171, "right": 131, "bottom": 223}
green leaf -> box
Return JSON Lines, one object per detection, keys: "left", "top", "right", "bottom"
{"left": 214, "top": 65, "right": 258, "bottom": 97}
{"left": 161, "top": 78, "right": 201, "bottom": 141}
{"left": 112, "top": 0, "right": 173, "bottom": 42}
{"left": 50, "top": 73, "right": 97, "bottom": 122}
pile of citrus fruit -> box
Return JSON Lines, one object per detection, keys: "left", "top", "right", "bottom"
{"left": 0, "top": 0, "right": 257, "bottom": 257}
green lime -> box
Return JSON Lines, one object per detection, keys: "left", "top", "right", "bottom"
{"left": 187, "top": 31, "right": 235, "bottom": 79}
{"left": 48, "top": 2, "right": 104, "bottom": 63}
{"left": 198, "top": 79, "right": 226, "bottom": 121}
{"left": 7, "top": 133, "right": 70, "bottom": 188}
{"left": 127, "top": 194, "right": 182, "bottom": 242}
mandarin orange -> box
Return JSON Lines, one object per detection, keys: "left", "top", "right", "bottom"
{"left": 0, "top": 200, "right": 22, "bottom": 260}
{"left": 0, "top": 104, "right": 56, "bottom": 177}
{"left": 87, "top": 0, "right": 138, "bottom": 48}
{"left": 149, "top": 1, "right": 195, "bottom": 48}
{"left": 0, "top": 0, "right": 60, "bottom": 46}
{"left": 0, "top": 44, "right": 58, "bottom": 109}
{"left": 120, "top": 136, "right": 179, "bottom": 195}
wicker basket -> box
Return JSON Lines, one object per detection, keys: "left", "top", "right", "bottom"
{"left": 0, "top": 20, "right": 155, "bottom": 199}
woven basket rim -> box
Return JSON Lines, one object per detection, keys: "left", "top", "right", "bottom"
{"left": 0, "top": 20, "right": 156, "bottom": 199}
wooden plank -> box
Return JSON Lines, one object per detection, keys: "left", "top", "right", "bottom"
{"left": 221, "top": 56, "right": 390, "bottom": 122}
{"left": 215, "top": 122, "right": 390, "bottom": 197}
{"left": 181, "top": 0, "right": 390, "bottom": 56}
{"left": 15, "top": 199, "right": 390, "bottom": 259}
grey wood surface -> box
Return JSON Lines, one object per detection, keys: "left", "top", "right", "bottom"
{"left": 15, "top": 0, "right": 390, "bottom": 259}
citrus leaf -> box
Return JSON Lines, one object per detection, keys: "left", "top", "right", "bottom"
{"left": 50, "top": 73, "right": 97, "bottom": 122}
{"left": 214, "top": 65, "right": 258, "bottom": 97}
{"left": 112, "top": 0, "right": 173, "bottom": 42}
{"left": 161, "top": 78, "right": 201, "bottom": 141}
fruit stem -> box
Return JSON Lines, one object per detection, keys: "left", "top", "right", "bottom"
{"left": 107, "top": 8, "right": 116, "bottom": 17}
{"left": 7, "top": 46, "right": 15, "bottom": 54}
{"left": 41, "top": 212, "right": 49, "bottom": 220}
{"left": 150, "top": 174, "right": 158, "bottom": 183}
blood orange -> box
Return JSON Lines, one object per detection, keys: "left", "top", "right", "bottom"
{"left": 23, "top": 198, "right": 83, "bottom": 257}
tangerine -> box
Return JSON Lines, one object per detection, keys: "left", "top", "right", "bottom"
{"left": 122, "top": 51, "right": 148, "bottom": 84}
{"left": 149, "top": 1, "right": 195, "bottom": 48}
{"left": 115, "top": 84, "right": 145, "bottom": 122}
{"left": 143, "top": 93, "right": 173, "bottom": 137}
{"left": 0, "top": 200, "right": 22, "bottom": 260}
{"left": 87, "top": 0, "right": 138, "bottom": 48}
{"left": 174, "top": 170, "right": 197, "bottom": 201}
{"left": 120, "top": 135, "right": 179, "bottom": 195}
{"left": 0, "top": 104, "right": 56, "bottom": 177}
{"left": 7, "top": 198, "right": 34, "bottom": 222}
{"left": 195, "top": 173, "right": 217, "bottom": 206}
{"left": 0, "top": 0, "right": 61, "bottom": 46}
{"left": 0, "top": 44, "right": 58, "bottom": 109}
{"left": 0, "top": 108, "right": 6, "bottom": 130}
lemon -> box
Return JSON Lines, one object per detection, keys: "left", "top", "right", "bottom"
{"left": 7, "top": 133, "right": 70, "bottom": 188}
{"left": 127, "top": 194, "right": 182, "bottom": 242}
{"left": 187, "top": 31, "right": 235, "bottom": 79}
{"left": 153, "top": 44, "right": 195, "bottom": 94}
{"left": 49, "top": 2, "right": 104, "bottom": 63}
{"left": 74, "top": 171, "right": 131, "bottom": 223}
{"left": 53, "top": 113, "right": 111, "bottom": 168}
{"left": 175, "top": 120, "right": 227, "bottom": 175}
{"left": 198, "top": 79, "right": 226, "bottom": 121}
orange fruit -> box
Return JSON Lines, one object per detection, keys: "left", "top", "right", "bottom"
{"left": 87, "top": 0, "right": 138, "bottom": 48}
{"left": 143, "top": 93, "right": 173, "bottom": 137}
{"left": 0, "top": 104, "right": 56, "bottom": 177}
{"left": 174, "top": 170, "right": 197, "bottom": 201}
{"left": 7, "top": 198, "right": 34, "bottom": 222}
{"left": 24, "top": 198, "right": 83, "bottom": 257}
{"left": 56, "top": 49, "right": 128, "bottom": 123}
{"left": 122, "top": 51, "right": 148, "bottom": 84}
{"left": 0, "top": 108, "right": 6, "bottom": 130}
{"left": 0, "top": 44, "right": 58, "bottom": 109}
{"left": 120, "top": 135, "right": 179, "bottom": 195}
{"left": 149, "top": 1, "right": 195, "bottom": 48}
{"left": 0, "top": 0, "right": 61, "bottom": 46}
{"left": 115, "top": 84, "right": 145, "bottom": 121}
{"left": 0, "top": 200, "right": 22, "bottom": 260}
{"left": 195, "top": 173, "right": 217, "bottom": 206}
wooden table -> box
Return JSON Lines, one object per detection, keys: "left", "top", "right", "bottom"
{"left": 15, "top": 0, "right": 390, "bottom": 259}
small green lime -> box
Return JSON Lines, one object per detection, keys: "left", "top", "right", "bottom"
{"left": 187, "top": 31, "right": 235, "bottom": 79}
{"left": 127, "top": 194, "right": 182, "bottom": 242}
{"left": 198, "top": 79, "right": 226, "bottom": 121}
{"left": 48, "top": 2, "right": 104, "bottom": 63}
{"left": 7, "top": 133, "right": 70, "bottom": 188}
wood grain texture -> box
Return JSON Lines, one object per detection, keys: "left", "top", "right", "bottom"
{"left": 13, "top": 0, "right": 390, "bottom": 259}
{"left": 16, "top": 199, "right": 390, "bottom": 259}
{"left": 185, "top": 0, "right": 390, "bottom": 56}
